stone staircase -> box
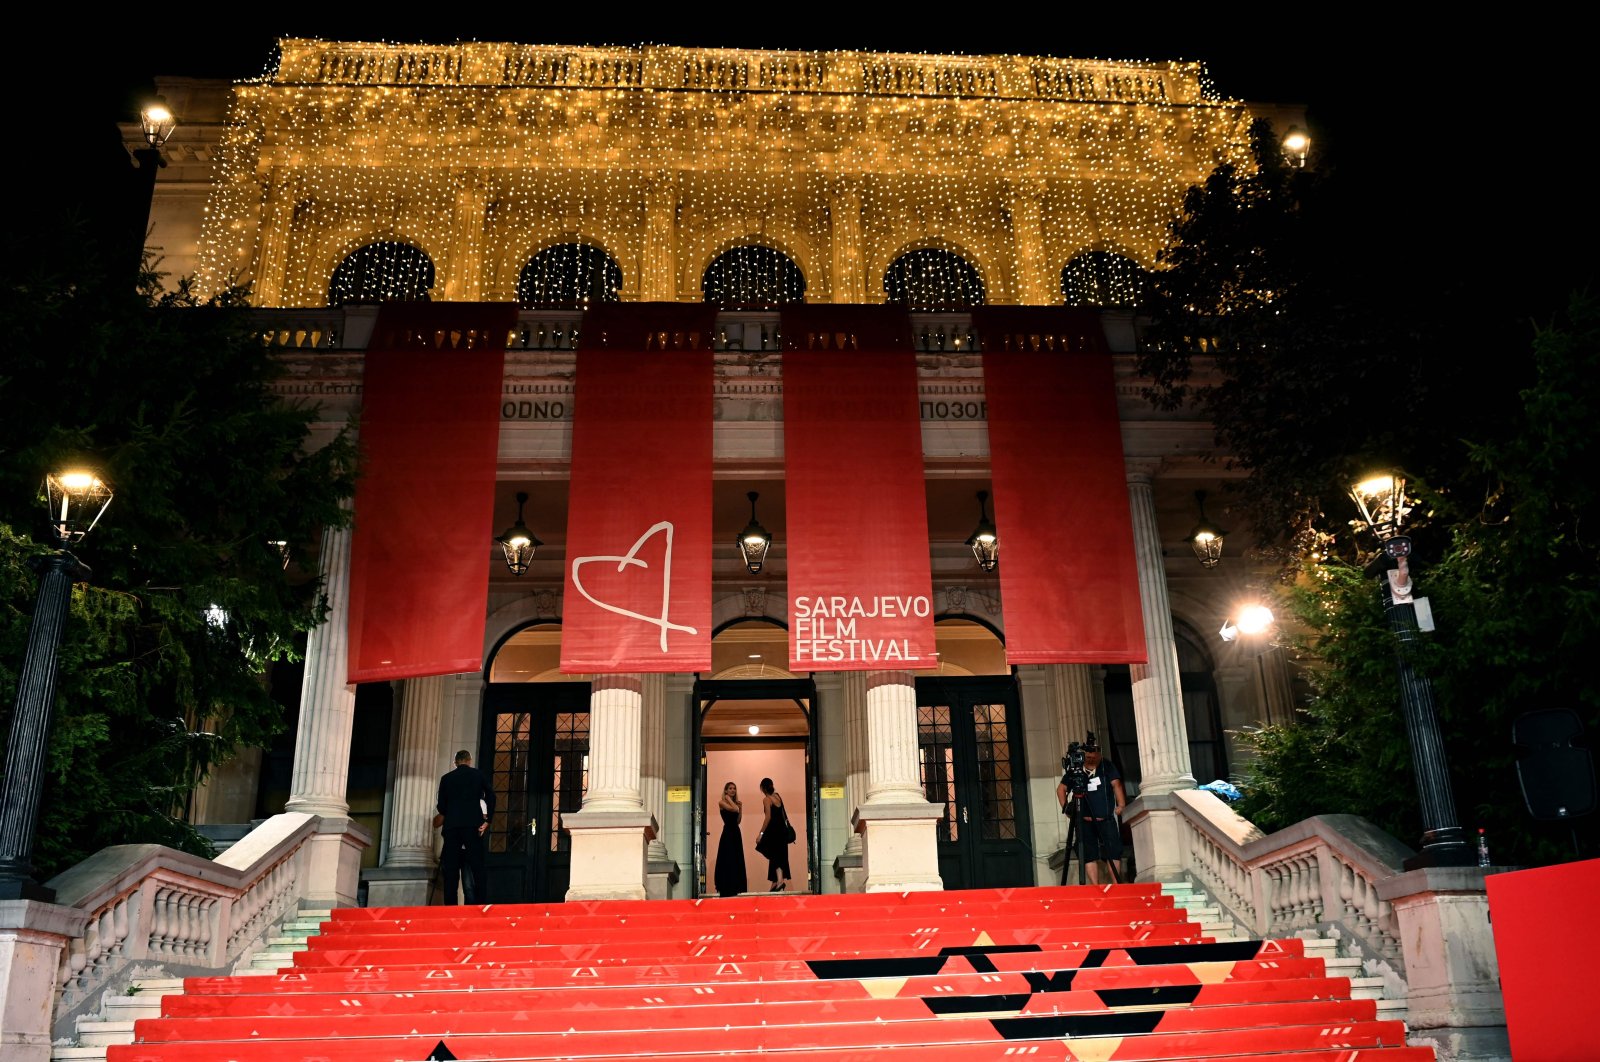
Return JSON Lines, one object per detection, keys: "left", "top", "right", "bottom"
{"left": 91, "top": 884, "right": 1432, "bottom": 1062}
{"left": 51, "top": 908, "right": 332, "bottom": 1062}
{"left": 1159, "top": 876, "right": 1409, "bottom": 1024}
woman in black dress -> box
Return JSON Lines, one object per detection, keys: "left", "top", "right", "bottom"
{"left": 755, "top": 777, "right": 792, "bottom": 891}
{"left": 714, "top": 782, "right": 747, "bottom": 897}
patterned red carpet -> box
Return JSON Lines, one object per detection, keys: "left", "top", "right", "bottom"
{"left": 108, "top": 885, "right": 1431, "bottom": 1061}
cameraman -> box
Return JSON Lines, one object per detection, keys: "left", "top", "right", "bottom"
{"left": 1057, "top": 739, "right": 1126, "bottom": 884}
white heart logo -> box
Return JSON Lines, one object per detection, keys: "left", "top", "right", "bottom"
{"left": 570, "top": 521, "right": 699, "bottom": 652}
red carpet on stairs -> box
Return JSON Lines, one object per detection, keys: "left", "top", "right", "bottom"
{"left": 108, "top": 885, "right": 1431, "bottom": 1062}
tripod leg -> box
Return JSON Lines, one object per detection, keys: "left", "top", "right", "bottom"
{"left": 1061, "top": 810, "right": 1076, "bottom": 886}
{"left": 1076, "top": 808, "right": 1089, "bottom": 885}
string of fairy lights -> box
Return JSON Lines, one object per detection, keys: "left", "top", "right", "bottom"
{"left": 194, "top": 40, "right": 1253, "bottom": 309}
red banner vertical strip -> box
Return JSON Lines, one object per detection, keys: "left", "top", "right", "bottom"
{"left": 974, "top": 308, "right": 1146, "bottom": 664}
{"left": 780, "top": 307, "right": 936, "bottom": 672}
{"left": 560, "top": 305, "right": 716, "bottom": 673}
{"left": 346, "top": 302, "right": 518, "bottom": 684}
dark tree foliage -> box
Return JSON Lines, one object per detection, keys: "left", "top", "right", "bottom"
{"left": 1236, "top": 298, "right": 1600, "bottom": 865}
{"left": 1148, "top": 119, "right": 1599, "bottom": 865}
{"left": 0, "top": 214, "right": 355, "bottom": 879}
{"left": 1138, "top": 119, "right": 1525, "bottom": 548}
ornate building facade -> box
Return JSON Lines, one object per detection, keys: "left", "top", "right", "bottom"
{"left": 135, "top": 39, "right": 1301, "bottom": 905}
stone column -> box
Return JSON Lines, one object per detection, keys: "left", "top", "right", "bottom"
{"left": 281, "top": 521, "right": 369, "bottom": 905}
{"left": 842, "top": 672, "right": 869, "bottom": 856}
{"left": 829, "top": 182, "right": 866, "bottom": 304}
{"left": 366, "top": 674, "right": 447, "bottom": 907}
{"left": 285, "top": 522, "right": 357, "bottom": 820}
{"left": 641, "top": 178, "right": 678, "bottom": 301}
{"left": 1125, "top": 467, "right": 1195, "bottom": 795}
{"left": 563, "top": 675, "right": 655, "bottom": 900}
{"left": 1051, "top": 663, "right": 1099, "bottom": 752}
{"left": 640, "top": 673, "right": 680, "bottom": 899}
{"left": 853, "top": 671, "right": 943, "bottom": 892}
{"left": 1006, "top": 183, "right": 1053, "bottom": 305}
{"left": 1122, "top": 466, "right": 1196, "bottom": 883}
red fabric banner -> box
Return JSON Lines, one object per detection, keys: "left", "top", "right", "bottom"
{"left": 973, "top": 307, "right": 1146, "bottom": 664}
{"left": 347, "top": 302, "right": 517, "bottom": 683}
{"left": 560, "top": 304, "right": 717, "bottom": 673}
{"left": 780, "top": 307, "right": 936, "bottom": 671}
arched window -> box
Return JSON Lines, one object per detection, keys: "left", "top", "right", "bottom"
{"left": 884, "top": 248, "right": 986, "bottom": 309}
{"left": 1061, "top": 251, "right": 1148, "bottom": 308}
{"left": 328, "top": 241, "right": 435, "bottom": 306}
{"left": 702, "top": 246, "right": 806, "bottom": 308}
{"left": 517, "top": 243, "right": 623, "bottom": 307}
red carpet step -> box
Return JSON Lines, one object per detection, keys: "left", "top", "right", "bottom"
{"left": 108, "top": 884, "right": 1430, "bottom": 1062}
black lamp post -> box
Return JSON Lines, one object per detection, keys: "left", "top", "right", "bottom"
{"left": 0, "top": 471, "right": 114, "bottom": 900}
{"left": 1349, "top": 473, "right": 1473, "bottom": 869}
{"left": 131, "top": 97, "right": 178, "bottom": 279}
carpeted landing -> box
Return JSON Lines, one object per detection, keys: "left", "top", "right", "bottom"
{"left": 108, "top": 884, "right": 1433, "bottom": 1061}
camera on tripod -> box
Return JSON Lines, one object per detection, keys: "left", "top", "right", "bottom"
{"left": 1061, "top": 732, "right": 1098, "bottom": 799}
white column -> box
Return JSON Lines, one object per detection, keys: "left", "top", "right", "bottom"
{"left": 285, "top": 523, "right": 357, "bottom": 819}
{"left": 564, "top": 675, "right": 653, "bottom": 900}
{"left": 641, "top": 673, "right": 669, "bottom": 862}
{"left": 853, "top": 670, "right": 943, "bottom": 892}
{"left": 583, "top": 675, "right": 644, "bottom": 812}
{"left": 385, "top": 675, "right": 448, "bottom": 868}
{"left": 1051, "top": 664, "right": 1100, "bottom": 752}
{"left": 841, "top": 672, "right": 868, "bottom": 856}
{"left": 1125, "top": 467, "right": 1196, "bottom": 795}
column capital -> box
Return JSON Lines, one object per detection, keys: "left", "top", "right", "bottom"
{"left": 1125, "top": 458, "right": 1165, "bottom": 485}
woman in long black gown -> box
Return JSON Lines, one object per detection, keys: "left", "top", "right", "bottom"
{"left": 714, "top": 782, "right": 747, "bottom": 897}
{"left": 755, "top": 777, "right": 792, "bottom": 891}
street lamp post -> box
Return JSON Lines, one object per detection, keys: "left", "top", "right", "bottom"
{"left": 1349, "top": 474, "right": 1473, "bottom": 869}
{"left": 131, "top": 97, "right": 178, "bottom": 279}
{"left": 0, "top": 471, "right": 113, "bottom": 901}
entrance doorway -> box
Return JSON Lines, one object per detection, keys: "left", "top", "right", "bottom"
{"left": 479, "top": 623, "right": 591, "bottom": 903}
{"left": 694, "top": 678, "right": 817, "bottom": 896}
{"left": 914, "top": 618, "right": 1033, "bottom": 890}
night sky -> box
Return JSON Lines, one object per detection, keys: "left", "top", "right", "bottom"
{"left": 41, "top": 20, "right": 1594, "bottom": 329}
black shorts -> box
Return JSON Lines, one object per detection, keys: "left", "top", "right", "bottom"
{"left": 1080, "top": 817, "right": 1123, "bottom": 861}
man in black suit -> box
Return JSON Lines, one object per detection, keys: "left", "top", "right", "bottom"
{"left": 435, "top": 749, "right": 494, "bottom": 904}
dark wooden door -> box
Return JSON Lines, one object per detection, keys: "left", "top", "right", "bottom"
{"left": 916, "top": 677, "right": 1033, "bottom": 890}
{"left": 479, "top": 682, "right": 590, "bottom": 904}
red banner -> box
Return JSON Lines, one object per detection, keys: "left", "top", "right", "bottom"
{"left": 974, "top": 307, "right": 1146, "bottom": 664}
{"left": 560, "top": 304, "right": 717, "bottom": 673}
{"left": 781, "top": 307, "right": 936, "bottom": 671}
{"left": 347, "top": 302, "right": 517, "bottom": 683}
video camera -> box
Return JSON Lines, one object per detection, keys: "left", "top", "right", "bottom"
{"left": 1061, "top": 732, "right": 1099, "bottom": 800}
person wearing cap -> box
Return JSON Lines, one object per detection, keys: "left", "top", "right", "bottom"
{"left": 1056, "top": 738, "right": 1126, "bottom": 884}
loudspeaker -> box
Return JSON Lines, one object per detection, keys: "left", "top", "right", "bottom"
{"left": 1513, "top": 709, "right": 1597, "bottom": 821}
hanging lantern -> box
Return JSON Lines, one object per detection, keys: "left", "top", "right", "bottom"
{"left": 966, "top": 490, "right": 999, "bottom": 572}
{"left": 496, "top": 491, "right": 542, "bottom": 576}
{"left": 737, "top": 491, "right": 772, "bottom": 575}
{"left": 1189, "top": 490, "right": 1228, "bottom": 569}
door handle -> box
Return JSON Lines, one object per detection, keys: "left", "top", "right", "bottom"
{"left": 530, "top": 818, "right": 537, "bottom": 837}
{"left": 962, "top": 806, "right": 968, "bottom": 824}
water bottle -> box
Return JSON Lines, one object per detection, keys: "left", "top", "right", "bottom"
{"left": 1477, "top": 828, "right": 1491, "bottom": 868}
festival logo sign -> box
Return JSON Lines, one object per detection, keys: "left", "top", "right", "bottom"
{"left": 781, "top": 307, "right": 937, "bottom": 672}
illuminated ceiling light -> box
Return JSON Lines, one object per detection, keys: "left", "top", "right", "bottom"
{"left": 45, "top": 470, "right": 114, "bottom": 547}
{"left": 1281, "top": 124, "right": 1310, "bottom": 168}
{"left": 747, "top": 725, "right": 760, "bottom": 736}
{"left": 966, "top": 490, "right": 998, "bottom": 572}
{"left": 737, "top": 491, "right": 772, "bottom": 575}
{"left": 496, "top": 491, "right": 542, "bottom": 576}
{"left": 1188, "top": 490, "right": 1228, "bottom": 569}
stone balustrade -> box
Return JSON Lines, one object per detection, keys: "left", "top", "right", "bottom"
{"left": 43, "top": 812, "right": 324, "bottom": 1039}
{"left": 1170, "top": 789, "right": 1408, "bottom": 969}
